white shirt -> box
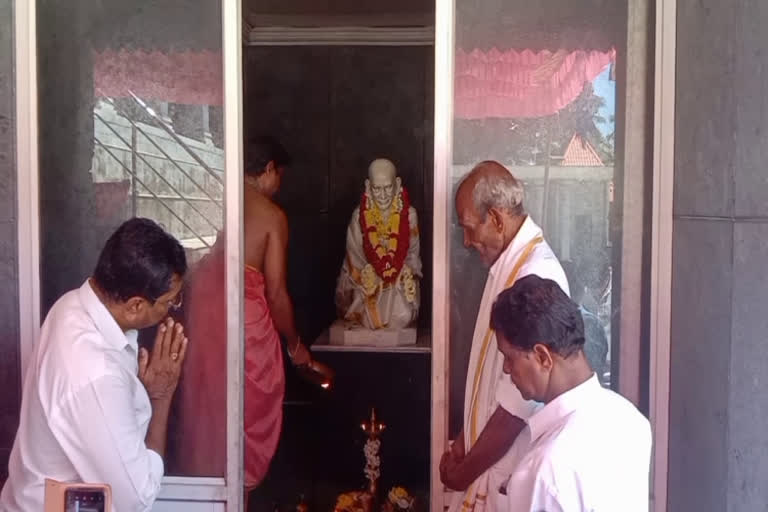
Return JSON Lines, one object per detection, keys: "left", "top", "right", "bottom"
{"left": 1, "top": 280, "right": 164, "bottom": 512}
{"left": 454, "top": 216, "right": 569, "bottom": 512}
{"left": 488, "top": 216, "right": 570, "bottom": 419}
{"left": 504, "top": 374, "right": 652, "bottom": 512}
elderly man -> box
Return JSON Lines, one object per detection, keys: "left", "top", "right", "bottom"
{"left": 492, "top": 275, "right": 651, "bottom": 511}
{"left": 1, "top": 218, "right": 188, "bottom": 512}
{"left": 335, "top": 158, "right": 422, "bottom": 330}
{"left": 441, "top": 161, "right": 569, "bottom": 512}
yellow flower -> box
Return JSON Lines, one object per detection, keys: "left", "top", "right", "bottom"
{"left": 402, "top": 269, "right": 416, "bottom": 304}
{"left": 362, "top": 192, "right": 405, "bottom": 279}
{"left": 388, "top": 487, "right": 414, "bottom": 510}
{"left": 361, "top": 264, "right": 378, "bottom": 297}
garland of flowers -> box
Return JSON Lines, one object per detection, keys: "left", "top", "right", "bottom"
{"left": 363, "top": 437, "right": 381, "bottom": 484}
{"left": 359, "top": 187, "right": 411, "bottom": 284}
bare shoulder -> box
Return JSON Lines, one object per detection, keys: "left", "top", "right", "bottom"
{"left": 246, "top": 195, "right": 287, "bottom": 232}
{"left": 268, "top": 201, "right": 288, "bottom": 234}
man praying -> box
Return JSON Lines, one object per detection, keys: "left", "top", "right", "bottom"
{"left": 441, "top": 161, "right": 569, "bottom": 512}
{"left": 492, "top": 275, "right": 652, "bottom": 511}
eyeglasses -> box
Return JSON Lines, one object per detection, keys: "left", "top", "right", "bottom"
{"left": 156, "top": 291, "right": 183, "bottom": 312}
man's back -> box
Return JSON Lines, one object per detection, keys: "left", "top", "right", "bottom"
{"left": 506, "top": 377, "right": 652, "bottom": 511}
{"left": 1, "top": 283, "right": 161, "bottom": 512}
{"left": 2, "top": 289, "right": 99, "bottom": 510}
{"left": 244, "top": 186, "right": 286, "bottom": 272}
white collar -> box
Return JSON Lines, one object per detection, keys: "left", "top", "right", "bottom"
{"left": 489, "top": 215, "right": 543, "bottom": 278}
{"left": 79, "top": 280, "right": 139, "bottom": 353}
{"left": 527, "top": 373, "right": 600, "bottom": 441}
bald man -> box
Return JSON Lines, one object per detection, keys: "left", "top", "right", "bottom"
{"left": 441, "top": 161, "right": 569, "bottom": 512}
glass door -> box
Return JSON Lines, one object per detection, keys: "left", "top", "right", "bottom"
{"left": 17, "top": 0, "right": 245, "bottom": 509}
{"left": 431, "top": 0, "right": 658, "bottom": 509}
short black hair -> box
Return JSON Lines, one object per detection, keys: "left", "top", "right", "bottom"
{"left": 93, "top": 218, "right": 187, "bottom": 303}
{"left": 490, "top": 275, "right": 585, "bottom": 358}
{"left": 244, "top": 135, "right": 291, "bottom": 176}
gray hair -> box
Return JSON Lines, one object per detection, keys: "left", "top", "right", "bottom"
{"left": 471, "top": 169, "right": 525, "bottom": 217}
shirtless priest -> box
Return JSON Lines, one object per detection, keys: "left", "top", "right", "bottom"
{"left": 174, "top": 136, "right": 310, "bottom": 495}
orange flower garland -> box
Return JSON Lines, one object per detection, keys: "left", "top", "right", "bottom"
{"left": 359, "top": 187, "right": 411, "bottom": 284}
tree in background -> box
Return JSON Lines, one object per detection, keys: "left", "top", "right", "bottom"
{"left": 453, "top": 81, "right": 614, "bottom": 166}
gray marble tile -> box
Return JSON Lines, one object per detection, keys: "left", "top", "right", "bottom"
{"left": 732, "top": 1, "right": 768, "bottom": 218}
{"left": 0, "top": 220, "right": 18, "bottom": 339}
{"left": 0, "top": 7, "right": 17, "bottom": 458}
{"left": 244, "top": 46, "right": 332, "bottom": 214}
{"left": 668, "top": 218, "right": 732, "bottom": 512}
{"left": 0, "top": 219, "right": 19, "bottom": 457}
{"left": 674, "top": 1, "right": 737, "bottom": 218}
{"left": 727, "top": 221, "right": 768, "bottom": 511}
{"left": 0, "top": 0, "right": 15, "bottom": 224}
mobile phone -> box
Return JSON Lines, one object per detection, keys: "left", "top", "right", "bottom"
{"left": 64, "top": 487, "right": 106, "bottom": 512}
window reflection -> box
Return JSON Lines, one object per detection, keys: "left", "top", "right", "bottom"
{"left": 38, "top": 0, "right": 225, "bottom": 478}
{"left": 449, "top": 1, "right": 627, "bottom": 435}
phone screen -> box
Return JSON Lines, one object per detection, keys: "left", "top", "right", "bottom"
{"left": 64, "top": 488, "right": 106, "bottom": 512}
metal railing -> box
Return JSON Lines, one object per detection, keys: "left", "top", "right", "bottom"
{"left": 92, "top": 94, "right": 225, "bottom": 250}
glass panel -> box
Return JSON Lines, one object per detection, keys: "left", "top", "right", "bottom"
{"left": 242, "top": 43, "right": 434, "bottom": 509}
{"left": 37, "top": 0, "right": 225, "bottom": 477}
{"left": 1, "top": 0, "right": 21, "bottom": 485}
{"left": 449, "top": 0, "right": 636, "bottom": 434}
{"left": 241, "top": 3, "right": 434, "bottom": 507}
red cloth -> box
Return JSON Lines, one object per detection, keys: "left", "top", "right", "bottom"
{"left": 173, "top": 247, "right": 285, "bottom": 487}
{"left": 93, "top": 46, "right": 613, "bottom": 118}
{"left": 93, "top": 49, "right": 223, "bottom": 105}
{"left": 455, "top": 48, "right": 615, "bottom": 119}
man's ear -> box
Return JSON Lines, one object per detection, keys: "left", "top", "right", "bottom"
{"left": 488, "top": 207, "right": 505, "bottom": 232}
{"left": 264, "top": 160, "right": 276, "bottom": 174}
{"left": 532, "top": 343, "right": 554, "bottom": 371}
{"left": 123, "top": 296, "right": 148, "bottom": 321}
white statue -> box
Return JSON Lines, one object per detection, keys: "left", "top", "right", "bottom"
{"left": 334, "top": 159, "right": 422, "bottom": 335}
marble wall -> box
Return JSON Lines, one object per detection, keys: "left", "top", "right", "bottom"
{"left": 669, "top": 0, "right": 768, "bottom": 509}
{"left": 0, "top": 0, "right": 20, "bottom": 485}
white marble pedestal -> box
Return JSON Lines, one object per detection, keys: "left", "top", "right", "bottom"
{"left": 328, "top": 320, "right": 417, "bottom": 347}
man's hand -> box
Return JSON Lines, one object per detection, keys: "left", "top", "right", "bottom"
{"left": 138, "top": 317, "right": 188, "bottom": 402}
{"left": 450, "top": 434, "right": 466, "bottom": 460}
{"left": 440, "top": 449, "right": 467, "bottom": 491}
{"left": 288, "top": 340, "right": 311, "bottom": 367}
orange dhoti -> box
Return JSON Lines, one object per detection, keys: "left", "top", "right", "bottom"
{"left": 174, "top": 248, "right": 285, "bottom": 488}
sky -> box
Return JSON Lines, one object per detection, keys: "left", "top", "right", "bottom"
{"left": 592, "top": 65, "right": 616, "bottom": 137}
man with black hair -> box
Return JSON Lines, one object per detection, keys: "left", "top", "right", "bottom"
{"left": 1, "top": 218, "right": 188, "bottom": 512}
{"left": 490, "top": 275, "right": 651, "bottom": 512}
{"left": 176, "top": 135, "right": 310, "bottom": 495}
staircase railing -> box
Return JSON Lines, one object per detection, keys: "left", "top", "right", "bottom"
{"left": 92, "top": 94, "right": 226, "bottom": 250}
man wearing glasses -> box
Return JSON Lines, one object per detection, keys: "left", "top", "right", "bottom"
{"left": 1, "top": 218, "right": 188, "bottom": 512}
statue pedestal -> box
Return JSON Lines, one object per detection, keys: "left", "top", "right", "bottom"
{"left": 329, "top": 320, "right": 417, "bottom": 347}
